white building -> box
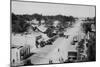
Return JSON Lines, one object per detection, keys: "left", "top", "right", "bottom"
{"left": 11, "top": 45, "right": 30, "bottom": 66}
{"left": 53, "top": 20, "right": 60, "bottom": 27}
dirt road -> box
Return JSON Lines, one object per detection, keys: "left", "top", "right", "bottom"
{"left": 28, "top": 19, "right": 85, "bottom": 64}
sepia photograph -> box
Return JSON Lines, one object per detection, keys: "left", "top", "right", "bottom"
{"left": 11, "top": 0, "right": 96, "bottom": 66}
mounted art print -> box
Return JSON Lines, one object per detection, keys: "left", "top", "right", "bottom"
{"left": 11, "top": 0, "right": 96, "bottom": 67}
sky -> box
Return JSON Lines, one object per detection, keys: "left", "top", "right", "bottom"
{"left": 12, "top": 1, "right": 95, "bottom": 17}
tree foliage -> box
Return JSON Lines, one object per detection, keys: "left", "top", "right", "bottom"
{"left": 11, "top": 13, "right": 76, "bottom": 33}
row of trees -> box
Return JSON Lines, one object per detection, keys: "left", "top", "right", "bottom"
{"left": 81, "top": 17, "right": 96, "bottom": 61}
{"left": 12, "top": 13, "right": 76, "bottom": 22}
{"left": 12, "top": 13, "right": 76, "bottom": 33}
